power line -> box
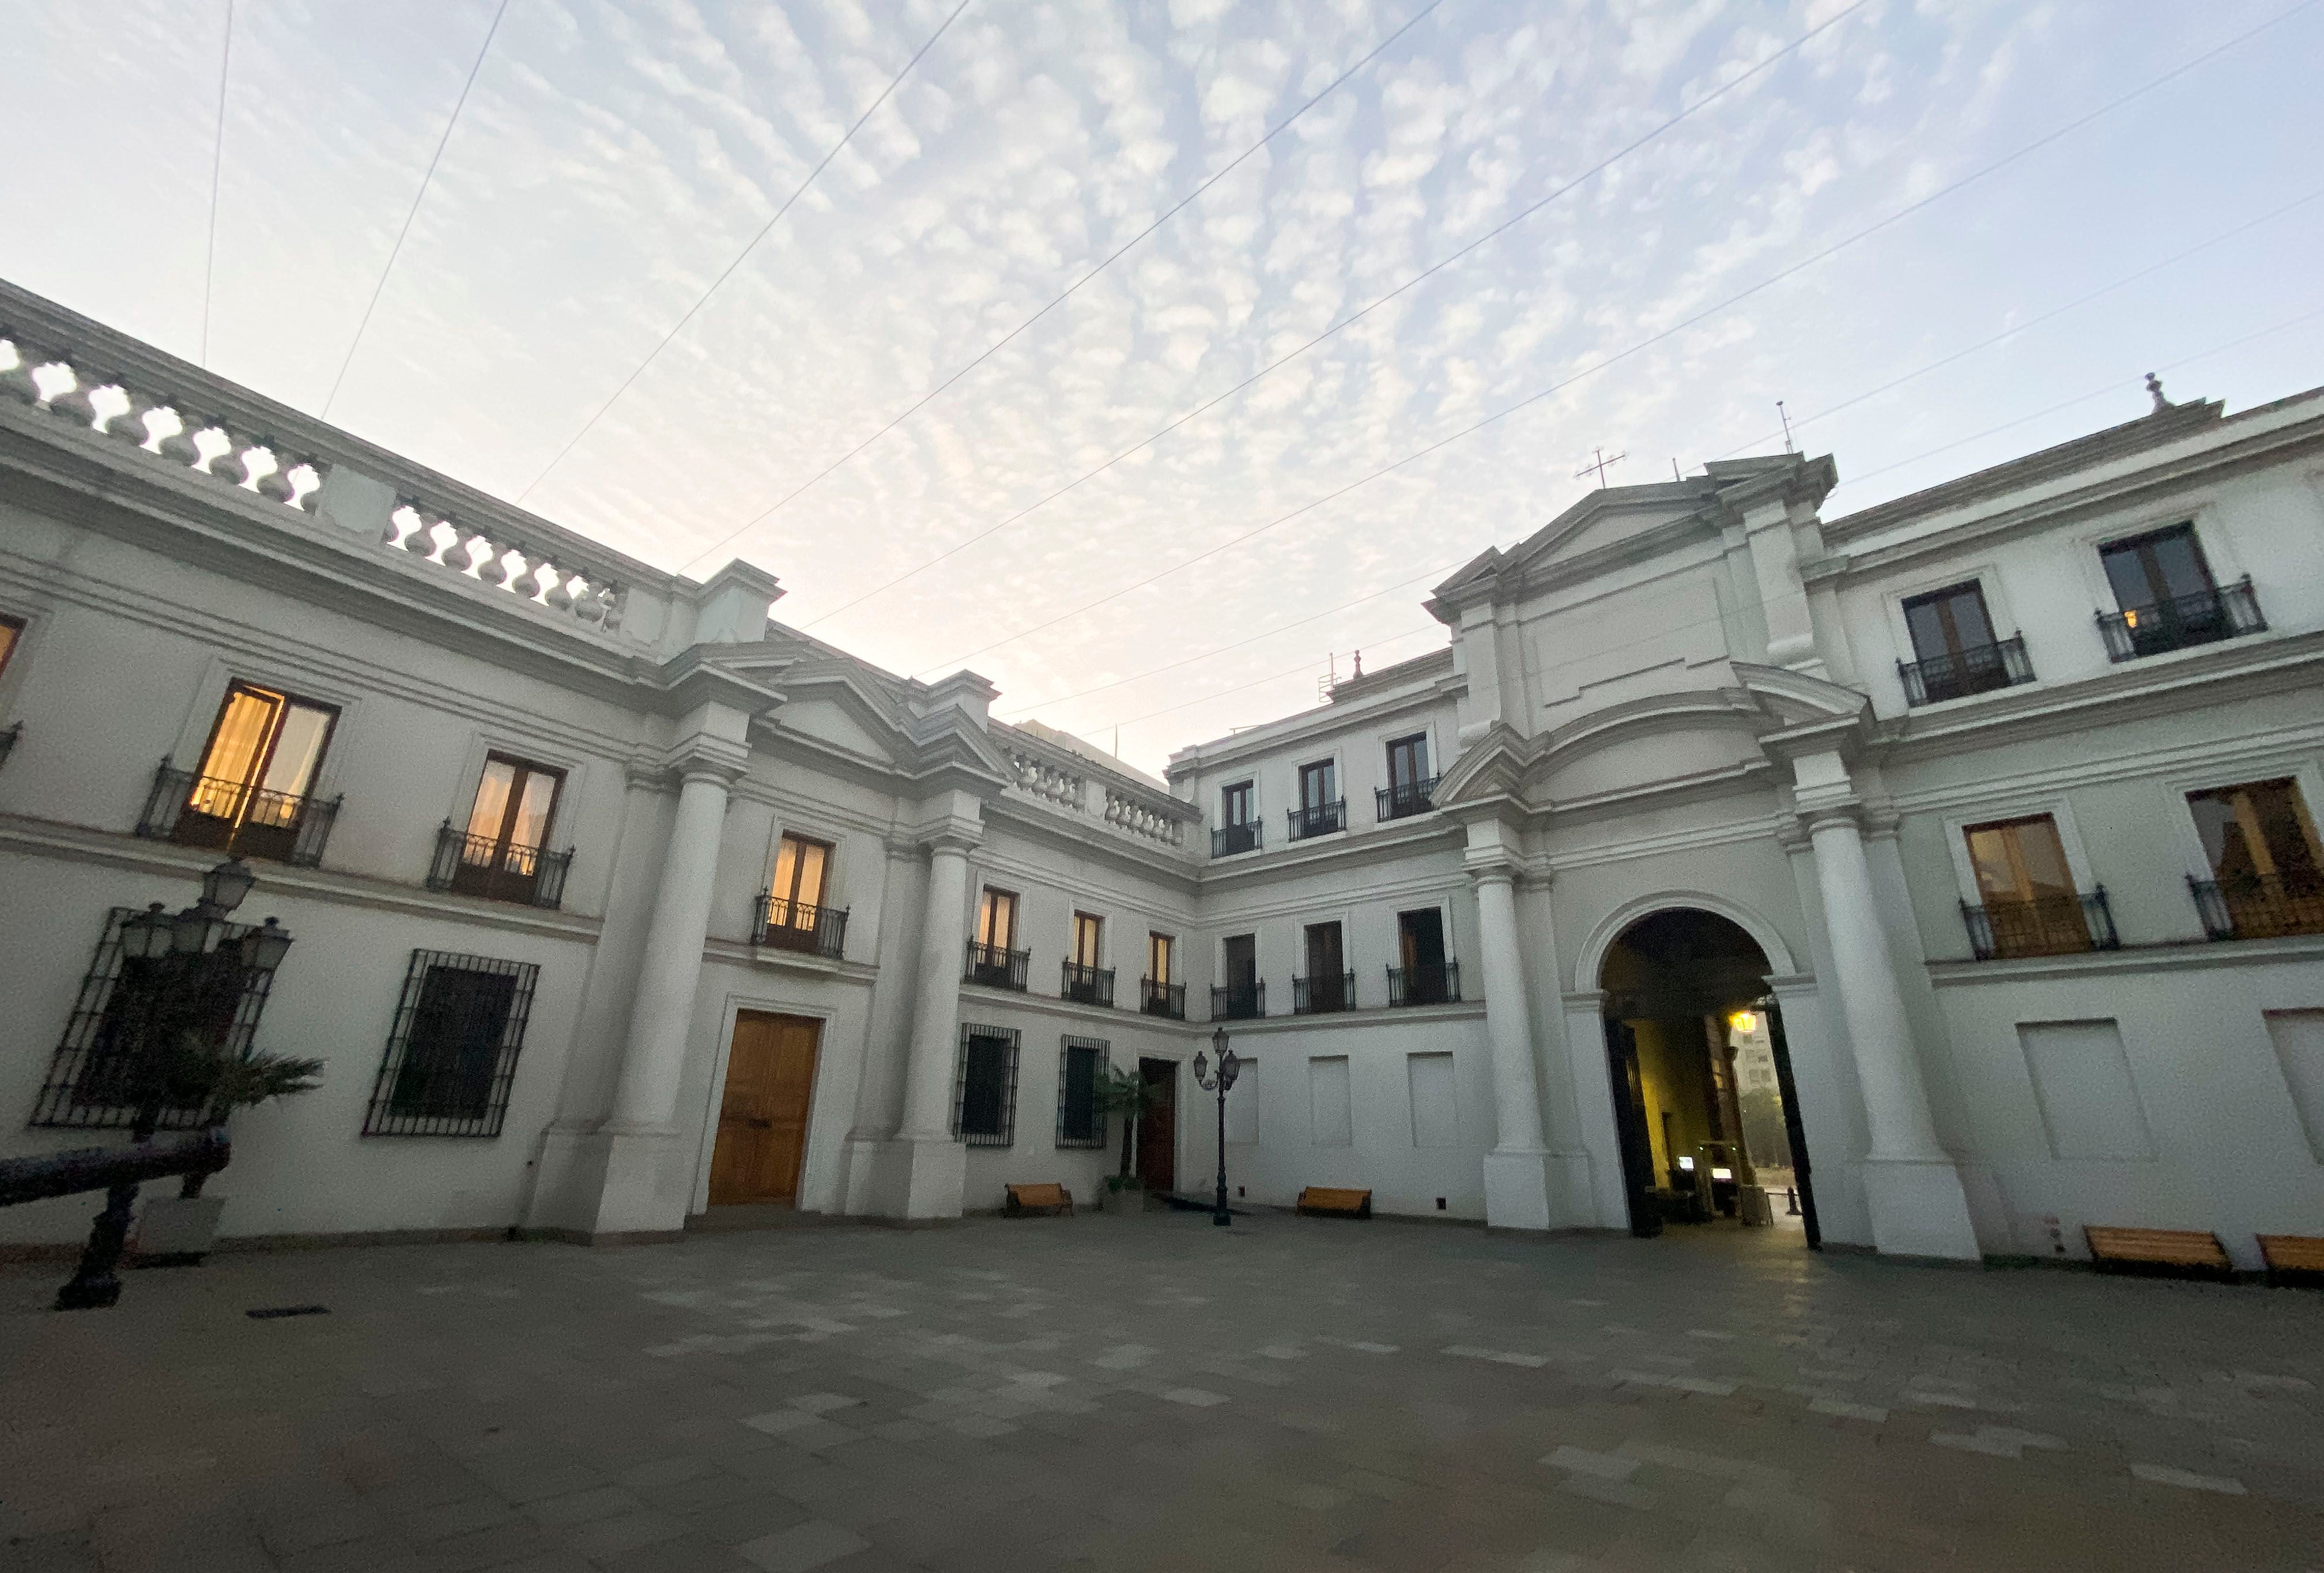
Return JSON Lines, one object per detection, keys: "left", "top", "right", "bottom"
{"left": 673, "top": 0, "right": 1450, "bottom": 578}
{"left": 788, "top": 0, "right": 1877, "bottom": 628}
{"left": 198, "top": 0, "right": 235, "bottom": 367}
{"left": 514, "top": 0, "right": 974, "bottom": 502}
{"left": 912, "top": 1, "right": 2315, "bottom": 679}
{"left": 320, "top": 0, "right": 512, "bottom": 420}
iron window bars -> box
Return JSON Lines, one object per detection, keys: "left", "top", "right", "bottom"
{"left": 1056, "top": 1036, "right": 1109, "bottom": 1149}
{"left": 953, "top": 1024, "right": 1020, "bottom": 1146}
{"left": 1387, "top": 961, "right": 1461, "bottom": 1007}
{"left": 756, "top": 892, "right": 848, "bottom": 959}
{"left": 137, "top": 760, "right": 341, "bottom": 867}
{"left": 428, "top": 821, "right": 573, "bottom": 909}
{"left": 1293, "top": 970, "right": 1357, "bottom": 1014}
{"left": 1212, "top": 821, "right": 1262, "bottom": 857}
{"left": 2189, "top": 874, "right": 2324, "bottom": 941}
{"left": 1897, "top": 636, "right": 2034, "bottom": 706}
{"left": 2096, "top": 578, "right": 2265, "bottom": 662}
{"left": 1211, "top": 979, "right": 1266, "bottom": 1020}
{"left": 31, "top": 907, "right": 279, "bottom": 1130}
{"left": 363, "top": 950, "right": 540, "bottom": 1137}
{"left": 964, "top": 940, "right": 1029, "bottom": 991}
{"left": 1141, "top": 978, "right": 1186, "bottom": 1019}
{"left": 1061, "top": 961, "right": 1115, "bottom": 1008}
{"left": 1375, "top": 776, "right": 1440, "bottom": 821}
{"left": 1286, "top": 799, "right": 1347, "bottom": 841}
{"left": 1959, "top": 889, "right": 2121, "bottom": 961}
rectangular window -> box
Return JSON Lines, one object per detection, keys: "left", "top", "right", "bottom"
{"left": 1222, "top": 780, "right": 1253, "bottom": 825}
{"left": 2102, "top": 522, "right": 2216, "bottom": 611}
{"left": 1898, "top": 582, "right": 2027, "bottom": 704}
{"left": 1903, "top": 582, "right": 1996, "bottom": 664}
{"left": 771, "top": 832, "right": 832, "bottom": 912}
{"left": 1073, "top": 911, "right": 1103, "bottom": 968}
{"left": 448, "top": 754, "right": 566, "bottom": 904}
{"left": 762, "top": 831, "right": 841, "bottom": 955}
{"left": 2095, "top": 522, "right": 2261, "bottom": 659}
{"left": 1298, "top": 921, "right": 1349, "bottom": 1013}
{"left": 1148, "top": 931, "right": 1174, "bottom": 984}
{"left": 978, "top": 887, "right": 1018, "bottom": 951}
{"left": 1299, "top": 759, "right": 1337, "bottom": 811}
{"left": 1223, "top": 933, "right": 1257, "bottom": 988}
{"left": 2186, "top": 778, "right": 2324, "bottom": 939}
{"left": 1291, "top": 760, "right": 1344, "bottom": 839}
{"left": 1393, "top": 907, "right": 1455, "bottom": 1005}
{"left": 1961, "top": 815, "right": 2096, "bottom": 957}
{"left": 1215, "top": 933, "right": 1262, "bottom": 1019}
{"left": 953, "top": 1024, "right": 1021, "bottom": 1146}
{"left": 1379, "top": 733, "right": 1435, "bottom": 818}
{"left": 163, "top": 681, "right": 341, "bottom": 863}
{"left": 363, "top": 951, "right": 540, "bottom": 1137}
{"left": 1215, "top": 780, "right": 1261, "bottom": 855}
{"left": 1057, "top": 1036, "right": 1107, "bottom": 1148}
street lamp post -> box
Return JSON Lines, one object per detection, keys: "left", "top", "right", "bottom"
{"left": 1191, "top": 1025, "right": 1239, "bottom": 1228}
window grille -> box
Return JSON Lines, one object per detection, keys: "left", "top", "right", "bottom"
{"left": 1057, "top": 1036, "right": 1108, "bottom": 1149}
{"left": 30, "top": 908, "right": 281, "bottom": 1130}
{"left": 363, "top": 951, "right": 540, "bottom": 1137}
{"left": 952, "top": 1024, "right": 1020, "bottom": 1146}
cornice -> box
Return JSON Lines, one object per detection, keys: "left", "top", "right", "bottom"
{"left": 1189, "top": 813, "right": 1464, "bottom": 893}
{"left": 1200, "top": 999, "right": 1487, "bottom": 1036}
{"left": 699, "top": 935, "right": 880, "bottom": 986}
{"left": 980, "top": 794, "right": 1200, "bottom": 893}
{"left": 1925, "top": 932, "right": 2324, "bottom": 986}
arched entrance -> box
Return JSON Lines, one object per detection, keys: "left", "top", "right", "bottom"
{"left": 1598, "top": 908, "right": 1819, "bottom": 1247}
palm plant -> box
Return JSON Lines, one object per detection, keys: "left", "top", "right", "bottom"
{"left": 151, "top": 1029, "right": 323, "bottom": 1198}
{"left": 1092, "top": 1065, "right": 1156, "bottom": 1192}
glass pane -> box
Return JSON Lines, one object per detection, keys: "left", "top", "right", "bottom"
{"left": 1301, "top": 762, "right": 1334, "bottom": 809}
{"left": 1223, "top": 934, "right": 1256, "bottom": 987}
{"left": 198, "top": 686, "right": 282, "bottom": 792}
{"left": 509, "top": 768, "right": 559, "bottom": 849}
{"left": 2100, "top": 541, "right": 2155, "bottom": 611}
{"left": 260, "top": 702, "right": 334, "bottom": 797}
{"left": 1965, "top": 817, "right": 2072, "bottom": 903}
{"left": 2010, "top": 820, "right": 2074, "bottom": 899}
{"left": 795, "top": 840, "right": 828, "bottom": 905}
{"left": 772, "top": 836, "right": 800, "bottom": 906}
{"left": 1306, "top": 922, "right": 1342, "bottom": 974}
{"left": 2145, "top": 527, "right": 2212, "bottom": 601}
{"left": 1223, "top": 782, "right": 1250, "bottom": 825}
{"left": 1149, "top": 932, "right": 1172, "bottom": 981}
{"left": 979, "top": 889, "right": 1015, "bottom": 949}
{"left": 2187, "top": 790, "right": 2242, "bottom": 878}
{"left": 466, "top": 759, "right": 516, "bottom": 842}
{"left": 1074, "top": 914, "right": 1101, "bottom": 967}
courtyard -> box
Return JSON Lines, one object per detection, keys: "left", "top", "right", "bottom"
{"left": 3, "top": 1213, "right": 2322, "bottom": 1573}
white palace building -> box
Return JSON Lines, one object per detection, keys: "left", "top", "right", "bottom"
{"left": 3, "top": 276, "right": 2322, "bottom": 1268}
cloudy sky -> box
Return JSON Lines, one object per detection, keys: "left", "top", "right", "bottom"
{"left": 5, "top": 0, "right": 2319, "bottom": 769}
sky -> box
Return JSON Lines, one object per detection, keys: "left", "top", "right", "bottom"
{"left": 4, "top": 0, "right": 2321, "bottom": 772}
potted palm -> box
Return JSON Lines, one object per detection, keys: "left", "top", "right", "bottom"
{"left": 1093, "top": 1065, "right": 1159, "bottom": 1213}
{"left": 131, "top": 1031, "right": 323, "bottom": 1265}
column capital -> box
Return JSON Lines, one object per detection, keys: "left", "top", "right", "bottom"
{"left": 916, "top": 824, "right": 982, "bottom": 858}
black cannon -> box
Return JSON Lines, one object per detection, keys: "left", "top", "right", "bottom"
{"left": 0, "top": 1130, "right": 231, "bottom": 1310}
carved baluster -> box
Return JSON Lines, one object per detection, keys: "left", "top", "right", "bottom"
{"left": 292, "top": 462, "right": 326, "bottom": 511}
{"left": 0, "top": 341, "right": 42, "bottom": 404}
{"left": 574, "top": 581, "right": 608, "bottom": 627}
{"left": 540, "top": 562, "right": 574, "bottom": 612}
{"left": 251, "top": 437, "right": 296, "bottom": 503}
{"left": 155, "top": 409, "right": 204, "bottom": 466}
{"left": 47, "top": 369, "right": 101, "bottom": 428}
{"left": 458, "top": 532, "right": 497, "bottom": 578}
{"left": 599, "top": 583, "right": 625, "bottom": 633}
{"left": 497, "top": 543, "right": 531, "bottom": 593}
{"left": 103, "top": 388, "right": 161, "bottom": 449}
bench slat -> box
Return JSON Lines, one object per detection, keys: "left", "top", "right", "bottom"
{"left": 2257, "top": 1234, "right": 2324, "bottom": 1273}
{"left": 1005, "top": 1183, "right": 1073, "bottom": 1217}
{"left": 2084, "top": 1225, "right": 2230, "bottom": 1268}
{"left": 1297, "top": 1186, "right": 1372, "bottom": 1218}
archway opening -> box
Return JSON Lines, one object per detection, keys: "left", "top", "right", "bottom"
{"left": 1598, "top": 908, "right": 1817, "bottom": 1247}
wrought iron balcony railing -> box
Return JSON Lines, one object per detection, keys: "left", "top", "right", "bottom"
{"left": 1293, "top": 970, "right": 1356, "bottom": 1014}
{"left": 1062, "top": 961, "right": 1115, "bottom": 1008}
{"left": 1376, "top": 776, "right": 1439, "bottom": 821}
{"left": 1287, "top": 799, "right": 1346, "bottom": 841}
{"left": 137, "top": 761, "right": 340, "bottom": 867}
{"left": 2189, "top": 873, "right": 2324, "bottom": 942}
{"left": 428, "top": 822, "right": 572, "bottom": 909}
{"left": 1387, "top": 961, "right": 1460, "bottom": 1007}
{"left": 1211, "top": 979, "right": 1265, "bottom": 1020}
{"left": 2096, "top": 578, "right": 2265, "bottom": 662}
{"left": 1897, "top": 635, "right": 2033, "bottom": 706}
{"left": 965, "top": 940, "right": 1029, "bottom": 991}
{"left": 1212, "top": 821, "right": 1262, "bottom": 857}
{"left": 1960, "top": 889, "right": 2119, "bottom": 960}
{"left": 1141, "top": 978, "right": 1186, "bottom": 1019}
{"left": 757, "top": 893, "right": 847, "bottom": 959}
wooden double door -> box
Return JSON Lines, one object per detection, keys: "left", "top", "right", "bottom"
{"left": 708, "top": 1012, "right": 821, "bottom": 1205}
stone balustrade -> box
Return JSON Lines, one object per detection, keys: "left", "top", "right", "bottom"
{"left": 997, "top": 732, "right": 1196, "bottom": 854}
{"left": 1104, "top": 788, "right": 1185, "bottom": 847}
{"left": 1008, "top": 748, "right": 1086, "bottom": 810}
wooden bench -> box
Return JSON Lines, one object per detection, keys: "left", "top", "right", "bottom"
{"left": 2257, "top": 1235, "right": 2324, "bottom": 1284}
{"left": 1296, "top": 1186, "right": 1372, "bottom": 1220}
{"left": 2084, "top": 1225, "right": 2233, "bottom": 1278}
{"left": 1004, "top": 1182, "right": 1073, "bottom": 1218}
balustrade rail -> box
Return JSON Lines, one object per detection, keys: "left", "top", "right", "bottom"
{"left": 1897, "top": 635, "right": 2033, "bottom": 706}
{"left": 1061, "top": 961, "right": 1115, "bottom": 1008}
{"left": 2097, "top": 578, "right": 2266, "bottom": 661}
{"left": 1375, "top": 778, "right": 1439, "bottom": 821}
{"left": 1211, "top": 980, "right": 1266, "bottom": 1020}
{"left": 757, "top": 893, "right": 848, "bottom": 959}
{"left": 1960, "top": 890, "right": 2120, "bottom": 960}
{"left": 1141, "top": 978, "right": 1186, "bottom": 1019}
{"left": 965, "top": 941, "right": 1029, "bottom": 991}
{"left": 1293, "top": 971, "right": 1356, "bottom": 1014}
{"left": 1287, "top": 801, "right": 1347, "bottom": 842}
{"left": 428, "top": 823, "right": 572, "bottom": 910}
{"left": 1212, "top": 821, "right": 1262, "bottom": 857}
{"left": 1387, "top": 961, "right": 1461, "bottom": 1007}
{"left": 138, "top": 762, "right": 339, "bottom": 867}
{"left": 2189, "top": 874, "right": 2324, "bottom": 941}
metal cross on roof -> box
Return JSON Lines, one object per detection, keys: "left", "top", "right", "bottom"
{"left": 1574, "top": 446, "right": 1625, "bottom": 488}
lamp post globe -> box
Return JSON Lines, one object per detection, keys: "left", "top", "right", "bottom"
{"left": 1195, "top": 1025, "right": 1237, "bottom": 1227}
{"left": 201, "top": 856, "right": 258, "bottom": 915}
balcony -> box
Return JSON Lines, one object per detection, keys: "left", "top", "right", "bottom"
{"left": 1293, "top": 970, "right": 1356, "bottom": 1014}
{"left": 1286, "top": 800, "right": 1346, "bottom": 842}
{"left": 1212, "top": 821, "right": 1262, "bottom": 857}
{"left": 2096, "top": 578, "right": 2265, "bottom": 662}
{"left": 757, "top": 893, "right": 847, "bottom": 959}
{"left": 1387, "top": 961, "right": 1460, "bottom": 1007}
{"left": 1897, "top": 636, "right": 2033, "bottom": 706}
{"left": 428, "top": 823, "right": 572, "bottom": 909}
{"left": 1375, "top": 777, "right": 1439, "bottom": 821}
{"left": 1211, "top": 979, "right": 1266, "bottom": 1020}
{"left": 138, "top": 761, "right": 340, "bottom": 867}
{"left": 1960, "top": 890, "right": 2119, "bottom": 960}
{"left": 1062, "top": 961, "right": 1115, "bottom": 1008}
{"left": 965, "top": 940, "right": 1029, "bottom": 991}
{"left": 2189, "top": 874, "right": 2324, "bottom": 941}
{"left": 1141, "top": 978, "right": 1186, "bottom": 1019}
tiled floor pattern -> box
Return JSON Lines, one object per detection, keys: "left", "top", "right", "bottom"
{"left": 3, "top": 1212, "right": 2322, "bottom": 1571}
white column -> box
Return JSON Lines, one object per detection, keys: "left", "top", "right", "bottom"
{"left": 1469, "top": 861, "right": 1561, "bottom": 1231}
{"left": 1807, "top": 811, "right": 1979, "bottom": 1259}
{"left": 608, "top": 762, "right": 738, "bottom": 1130}
{"left": 898, "top": 835, "right": 974, "bottom": 1141}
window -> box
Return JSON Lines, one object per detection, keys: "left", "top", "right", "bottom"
{"left": 1290, "top": 760, "right": 1343, "bottom": 839}
{"left": 363, "top": 951, "right": 540, "bottom": 1137}
{"left": 1391, "top": 908, "right": 1457, "bottom": 1005}
{"left": 1223, "top": 781, "right": 1253, "bottom": 825}
{"left": 2186, "top": 778, "right": 2324, "bottom": 939}
{"left": 2103, "top": 523, "right": 2216, "bottom": 612}
{"left": 1142, "top": 932, "right": 1183, "bottom": 1018}
{"left": 1379, "top": 733, "right": 1435, "bottom": 819}
{"left": 146, "top": 681, "right": 341, "bottom": 865}
{"left": 1057, "top": 1036, "right": 1108, "bottom": 1148}
{"left": 1073, "top": 912, "right": 1103, "bottom": 968}
{"left": 763, "top": 832, "right": 843, "bottom": 955}
{"left": 1063, "top": 911, "right": 1112, "bottom": 1005}
{"left": 1899, "top": 582, "right": 2029, "bottom": 704}
{"left": 978, "top": 887, "right": 1018, "bottom": 950}
{"left": 1216, "top": 781, "right": 1259, "bottom": 856}
{"left": 2097, "top": 522, "right": 2262, "bottom": 659}
{"left": 1214, "top": 933, "right": 1263, "bottom": 1019}
{"left": 1148, "top": 931, "right": 1174, "bottom": 983}
{"left": 1296, "top": 921, "right": 1350, "bottom": 1013}
{"left": 440, "top": 754, "right": 568, "bottom": 906}
{"left": 953, "top": 1024, "right": 1020, "bottom": 1145}
{"left": 1960, "top": 816, "right": 2110, "bottom": 958}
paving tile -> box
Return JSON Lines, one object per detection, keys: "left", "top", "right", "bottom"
{"left": 735, "top": 1519, "right": 872, "bottom": 1572}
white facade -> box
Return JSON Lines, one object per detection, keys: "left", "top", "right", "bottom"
{"left": 3, "top": 278, "right": 2321, "bottom": 1266}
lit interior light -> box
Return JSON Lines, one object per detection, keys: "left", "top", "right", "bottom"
{"left": 1729, "top": 1010, "right": 1757, "bottom": 1034}
{"left": 1677, "top": 1156, "right": 1695, "bottom": 1171}
{"left": 1711, "top": 1167, "right": 1734, "bottom": 1182}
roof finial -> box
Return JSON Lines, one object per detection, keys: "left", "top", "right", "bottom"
{"left": 2145, "top": 371, "right": 2172, "bottom": 413}
{"left": 1778, "top": 399, "right": 1795, "bottom": 454}
{"left": 1352, "top": 649, "right": 1363, "bottom": 678}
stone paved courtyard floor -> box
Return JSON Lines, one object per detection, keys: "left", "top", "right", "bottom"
{"left": 5, "top": 1210, "right": 2323, "bottom": 1573}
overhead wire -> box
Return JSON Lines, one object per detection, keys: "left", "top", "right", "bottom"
{"left": 321, "top": 0, "right": 514, "bottom": 420}
{"left": 912, "top": 0, "right": 2318, "bottom": 680}
{"left": 782, "top": 0, "right": 1878, "bottom": 628}
{"left": 513, "top": 0, "right": 974, "bottom": 502}
{"left": 198, "top": 0, "right": 235, "bottom": 367}
{"left": 671, "top": 0, "right": 1451, "bottom": 577}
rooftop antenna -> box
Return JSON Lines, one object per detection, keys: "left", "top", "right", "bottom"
{"left": 1777, "top": 400, "right": 1795, "bottom": 454}
{"left": 1574, "top": 446, "right": 1626, "bottom": 488}
{"left": 1670, "top": 457, "right": 1682, "bottom": 482}
{"left": 1318, "top": 652, "right": 1338, "bottom": 703}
